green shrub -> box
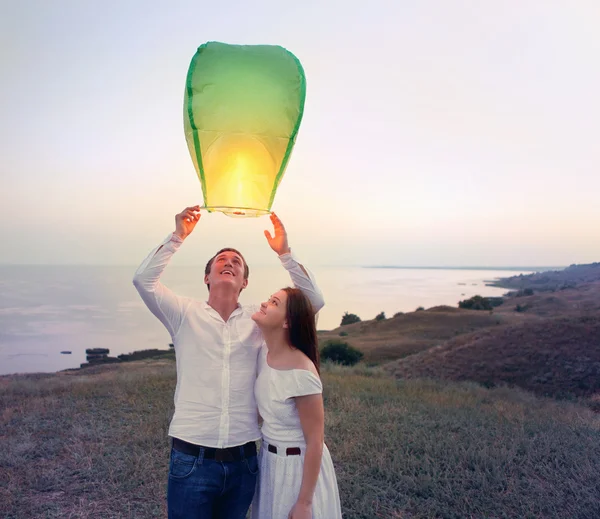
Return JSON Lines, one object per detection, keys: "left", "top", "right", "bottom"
{"left": 458, "top": 295, "right": 493, "bottom": 311}
{"left": 393, "top": 311, "right": 404, "bottom": 317}
{"left": 321, "top": 340, "right": 364, "bottom": 366}
{"left": 416, "top": 306, "right": 425, "bottom": 312}
{"left": 340, "top": 312, "right": 361, "bottom": 326}
{"left": 339, "top": 331, "right": 348, "bottom": 337}
{"left": 486, "top": 297, "right": 504, "bottom": 307}
{"left": 375, "top": 312, "right": 386, "bottom": 321}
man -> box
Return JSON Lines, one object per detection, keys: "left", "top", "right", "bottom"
{"left": 133, "top": 205, "right": 324, "bottom": 519}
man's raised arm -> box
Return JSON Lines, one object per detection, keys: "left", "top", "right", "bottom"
{"left": 132, "top": 206, "right": 201, "bottom": 337}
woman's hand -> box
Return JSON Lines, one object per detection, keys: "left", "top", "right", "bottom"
{"left": 264, "top": 212, "right": 291, "bottom": 255}
{"left": 288, "top": 501, "right": 312, "bottom": 519}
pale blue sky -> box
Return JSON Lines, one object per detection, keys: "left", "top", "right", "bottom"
{"left": 1, "top": 0, "right": 599, "bottom": 267}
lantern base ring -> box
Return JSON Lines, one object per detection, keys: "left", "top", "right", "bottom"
{"left": 201, "top": 206, "right": 272, "bottom": 218}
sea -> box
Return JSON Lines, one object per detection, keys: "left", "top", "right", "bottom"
{"left": 0, "top": 265, "right": 545, "bottom": 376}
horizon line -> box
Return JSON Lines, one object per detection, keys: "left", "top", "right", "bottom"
{"left": 362, "top": 265, "right": 565, "bottom": 271}
{"left": 0, "top": 263, "right": 567, "bottom": 271}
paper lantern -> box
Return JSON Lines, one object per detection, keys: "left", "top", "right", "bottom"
{"left": 183, "top": 42, "right": 306, "bottom": 217}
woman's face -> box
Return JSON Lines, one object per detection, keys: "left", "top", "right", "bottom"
{"left": 252, "top": 289, "right": 288, "bottom": 329}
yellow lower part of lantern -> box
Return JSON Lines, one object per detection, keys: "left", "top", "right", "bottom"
{"left": 196, "top": 132, "right": 287, "bottom": 216}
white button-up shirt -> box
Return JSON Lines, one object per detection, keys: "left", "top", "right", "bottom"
{"left": 133, "top": 233, "right": 324, "bottom": 448}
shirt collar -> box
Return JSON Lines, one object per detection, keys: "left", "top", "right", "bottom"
{"left": 203, "top": 301, "right": 243, "bottom": 321}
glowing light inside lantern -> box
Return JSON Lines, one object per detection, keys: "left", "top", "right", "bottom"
{"left": 201, "top": 134, "right": 277, "bottom": 214}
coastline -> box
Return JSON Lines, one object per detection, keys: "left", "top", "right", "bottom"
{"left": 5, "top": 262, "right": 598, "bottom": 379}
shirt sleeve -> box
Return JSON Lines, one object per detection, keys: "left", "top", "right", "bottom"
{"left": 286, "top": 370, "right": 323, "bottom": 399}
{"left": 132, "top": 233, "right": 192, "bottom": 339}
{"left": 278, "top": 250, "right": 325, "bottom": 313}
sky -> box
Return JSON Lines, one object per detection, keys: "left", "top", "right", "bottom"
{"left": 1, "top": 0, "right": 599, "bottom": 268}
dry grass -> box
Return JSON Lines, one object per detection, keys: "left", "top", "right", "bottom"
{"left": 386, "top": 315, "right": 600, "bottom": 400}
{"left": 318, "top": 306, "right": 530, "bottom": 364}
{"left": 494, "top": 281, "right": 600, "bottom": 318}
{"left": 0, "top": 361, "right": 175, "bottom": 518}
{"left": 2, "top": 360, "right": 600, "bottom": 518}
{"left": 321, "top": 363, "right": 600, "bottom": 518}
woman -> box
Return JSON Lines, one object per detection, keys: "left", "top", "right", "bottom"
{"left": 251, "top": 287, "right": 342, "bottom": 519}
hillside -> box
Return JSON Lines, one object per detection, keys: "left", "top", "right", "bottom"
{"left": 490, "top": 262, "right": 600, "bottom": 291}
{"left": 494, "top": 280, "right": 600, "bottom": 317}
{"left": 318, "top": 306, "right": 533, "bottom": 363}
{"left": 386, "top": 314, "right": 600, "bottom": 400}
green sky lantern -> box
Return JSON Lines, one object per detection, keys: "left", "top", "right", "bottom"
{"left": 183, "top": 42, "right": 306, "bottom": 217}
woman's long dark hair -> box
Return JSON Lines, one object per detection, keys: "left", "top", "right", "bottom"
{"left": 282, "top": 287, "right": 320, "bottom": 375}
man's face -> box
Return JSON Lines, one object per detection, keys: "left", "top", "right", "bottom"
{"left": 204, "top": 250, "right": 248, "bottom": 294}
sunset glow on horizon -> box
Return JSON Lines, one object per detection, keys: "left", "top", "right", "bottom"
{"left": 1, "top": 1, "right": 599, "bottom": 268}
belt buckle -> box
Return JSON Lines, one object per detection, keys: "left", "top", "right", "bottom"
{"left": 214, "top": 449, "right": 234, "bottom": 462}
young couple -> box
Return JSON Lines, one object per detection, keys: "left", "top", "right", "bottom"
{"left": 133, "top": 206, "right": 342, "bottom": 519}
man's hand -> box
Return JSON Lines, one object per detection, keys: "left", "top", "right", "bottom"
{"left": 264, "top": 212, "right": 291, "bottom": 255}
{"left": 174, "top": 206, "right": 201, "bottom": 240}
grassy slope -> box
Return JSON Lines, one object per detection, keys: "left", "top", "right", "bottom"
{"left": 317, "top": 281, "right": 600, "bottom": 403}
{"left": 494, "top": 281, "right": 600, "bottom": 317}
{"left": 2, "top": 360, "right": 600, "bottom": 519}
{"left": 318, "top": 306, "right": 532, "bottom": 364}
{"left": 385, "top": 315, "right": 600, "bottom": 400}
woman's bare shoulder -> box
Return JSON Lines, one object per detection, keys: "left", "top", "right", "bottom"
{"left": 290, "top": 349, "right": 320, "bottom": 377}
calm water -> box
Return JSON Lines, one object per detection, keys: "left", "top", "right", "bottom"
{"left": 0, "top": 265, "right": 535, "bottom": 375}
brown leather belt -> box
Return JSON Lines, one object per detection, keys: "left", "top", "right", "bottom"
{"left": 267, "top": 444, "right": 301, "bottom": 456}
{"left": 172, "top": 437, "right": 256, "bottom": 462}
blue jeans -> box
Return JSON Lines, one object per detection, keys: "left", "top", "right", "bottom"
{"left": 167, "top": 443, "right": 258, "bottom": 519}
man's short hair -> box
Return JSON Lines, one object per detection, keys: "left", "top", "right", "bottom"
{"left": 204, "top": 248, "right": 249, "bottom": 291}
